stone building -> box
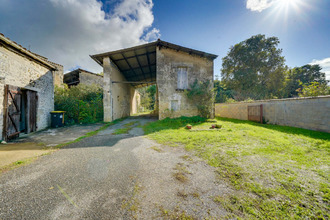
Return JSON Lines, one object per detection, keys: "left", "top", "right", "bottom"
{"left": 0, "top": 34, "right": 62, "bottom": 141}
{"left": 63, "top": 68, "right": 103, "bottom": 87}
{"left": 32, "top": 53, "right": 64, "bottom": 87}
{"left": 91, "top": 39, "right": 217, "bottom": 121}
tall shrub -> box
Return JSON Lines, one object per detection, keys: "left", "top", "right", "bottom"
{"left": 54, "top": 84, "right": 103, "bottom": 124}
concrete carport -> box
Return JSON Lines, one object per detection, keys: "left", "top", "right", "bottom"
{"left": 90, "top": 39, "right": 217, "bottom": 122}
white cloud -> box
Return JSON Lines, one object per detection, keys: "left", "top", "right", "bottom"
{"left": 310, "top": 57, "right": 330, "bottom": 81}
{"left": 246, "top": 0, "right": 275, "bottom": 12}
{"left": 0, "top": 0, "right": 159, "bottom": 73}
{"left": 143, "top": 28, "right": 161, "bottom": 42}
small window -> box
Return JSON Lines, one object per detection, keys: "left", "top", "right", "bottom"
{"left": 171, "top": 100, "right": 179, "bottom": 111}
{"left": 177, "top": 67, "right": 188, "bottom": 90}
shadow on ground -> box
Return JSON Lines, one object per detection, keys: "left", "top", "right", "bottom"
{"left": 0, "top": 123, "right": 104, "bottom": 168}
{"left": 217, "top": 117, "right": 330, "bottom": 140}
{"left": 62, "top": 116, "right": 157, "bottom": 150}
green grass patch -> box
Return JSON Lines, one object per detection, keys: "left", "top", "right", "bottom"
{"left": 144, "top": 116, "right": 330, "bottom": 219}
{"left": 149, "top": 146, "right": 163, "bottom": 152}
{"left": 159, "top": 206, "right": 195, "bottom": 220}
{"left": 112, "top": 121, "right": 139, "bottom": 135}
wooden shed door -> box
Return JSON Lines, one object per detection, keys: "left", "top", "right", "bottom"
{"left": 3, "top": 85, "right": 22, "bottom": 141}
{"left": 27, "top": 90, "right": 37, "bottom": 133}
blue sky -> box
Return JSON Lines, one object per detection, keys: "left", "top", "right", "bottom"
{"left": 151, "top": 0, "right": 330, "bottom": 78}
{"left": 0, "top": 0, "right": 329, "bottom": 79}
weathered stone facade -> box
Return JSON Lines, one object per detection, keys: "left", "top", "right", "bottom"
{"left": 64, "top": 68, "right": 103, "bottom": 87}
{"left": 0, "top": 34, "right": 58, "bottom": 140}
{"left": 51, "top": 62, "right": 64, "bottom": 87}
{"left": 32, "top": 53, "right": 64, "bottom": 88}
{"left": 215, "top": 96, "right": 330, "bottom": 132}
{"left": 156, "top": 47, "right": 214, "bottom": 119}
{"left": 79, "top": 71, "right": 103, "bottom": 87}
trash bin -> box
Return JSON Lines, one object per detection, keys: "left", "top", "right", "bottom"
{"left": 50, "top": 111, "right": 65, "bottom": 128}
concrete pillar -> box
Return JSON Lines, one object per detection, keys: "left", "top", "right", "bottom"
{"left": 103, "top": 57, "right": 112, "bottom": 122}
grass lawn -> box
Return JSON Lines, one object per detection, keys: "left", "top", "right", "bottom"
{"left": 144, "top": 116, "right": 330, "bottom": 219}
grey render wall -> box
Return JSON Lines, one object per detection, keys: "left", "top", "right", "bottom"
{"left": 0, "top": 45, "right": 54, "bottom": 140}
{"left": 79, "top": 71, "right": 103, "bottom": 87}
{"left": 215, "top": 96, "right": 330, "bottom": 132}
{"left": 156, "top": 47, "right": 214, "bottom": 119}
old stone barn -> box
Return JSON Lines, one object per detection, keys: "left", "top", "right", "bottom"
{"left": 64, "top": 68, "right": 103, "bottom": 87}
{"left": 91, "top": 40, "right": 217, "bottom": 121}
{"left": 0, "top": 34, "right": 62, "bottom": 141}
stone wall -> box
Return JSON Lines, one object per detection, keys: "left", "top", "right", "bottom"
{"left": 215, "top": 96, "right": 330, "bottom": 132}
{"left": 103, "top": 57, "right": 132, "bottom": 122}
{"left": 156, "top": 47, "right": 214, "bottom": 119}
{"left": 79, "top": 71, "right": 103, "bottom": 87}
{"left": 50, "top": 62, "right": 63, "bottom": 87}
{"left": 130, "top": 88, "right": 140, "bottom": 115}
{"left": 0, "top": 45, "right": 54, "bottom": 140}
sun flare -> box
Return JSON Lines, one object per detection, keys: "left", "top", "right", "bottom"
{"left": 277, "top": 0, "right": 301, "bottom": 7}
{"left": 264, "top": 0, "right": 311, "bottom": 26}
{"left": 273, "top": 0, "right": 308, "bottom": 12}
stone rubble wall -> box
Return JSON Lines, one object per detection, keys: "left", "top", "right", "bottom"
{"left": 215, "top": 96, "right": 330, "bottom": 132}
{"left": 51, "top": 62, "right": 64, "bottom": 87}
{"left": 156, "top": 47, "right": 214, "bottom": 120}
{"left": 79, "top": 71, "right": 103, "bottom": 87}
{"left": 0, "top": 45, "right": 54, "bottom": 140}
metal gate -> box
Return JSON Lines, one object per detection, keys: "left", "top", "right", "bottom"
{"left": 248, "top": 104, "right": 263, "bottom": 124}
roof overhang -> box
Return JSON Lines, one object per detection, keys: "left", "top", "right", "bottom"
{"left": 90, "top": 39, "right": 217, "bottom": 88}
{"left": 0, "top": 34, "right": 56, "bottom": 70}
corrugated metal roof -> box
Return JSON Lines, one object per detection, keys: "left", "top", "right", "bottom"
{"left": 90, "top": 39, "right": 217, "bottom": 88}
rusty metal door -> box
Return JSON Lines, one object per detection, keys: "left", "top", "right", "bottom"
{"left": 248, "top": 104, "right": 263, "bottom": 123}
{"left": 27, "top": 90, "right": 37, "bottom": 133}
{"left": 3, "top": 85, "right": 22, "bottom": 141}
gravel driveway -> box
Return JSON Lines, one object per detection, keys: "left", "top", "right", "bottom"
{"left": 0, "top": 118, "right": 228, "bottom": 219}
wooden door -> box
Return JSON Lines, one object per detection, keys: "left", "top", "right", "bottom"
{"left": 3, "top": 85, "right": 22, "bottom": 141}
{"left": 26, "top": 90, "right": 37, "bottom": 133}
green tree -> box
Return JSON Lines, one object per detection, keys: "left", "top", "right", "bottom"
{"left": 221, "top": 34, "right": 287, "bottom": 100}
{"left": 137, "top": 84, "right": 156, "bottom": 111}
{"left": 214, "top": 79, "right": 233, "bottom": 103}
{"left": 297, "top": 82, "right": 330, "bottom": 97}
{"left": 284, "top": 64, "right": 328, "bottom": 97}
{"left": 146, "top": 84, "right": 156, "bottom": 109}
